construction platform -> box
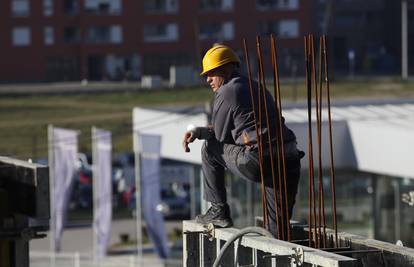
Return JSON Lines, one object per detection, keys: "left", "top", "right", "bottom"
{"left": 182, "top": 220, "right": 414, "bottom": 267}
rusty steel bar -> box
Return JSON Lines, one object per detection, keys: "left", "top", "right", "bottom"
{"left": 310, "top": 35, "right": 325, "bottom": 248}
{"left": 270, "top": 34, "right": 288, "bottom": 240}
{"left": 304, "top": 36, "right": 313, "bottom": 247}
{"left": 307, "top": 35, "right": 318, "bottom": 248}
{"left": 316, "top": 36, "right": 328, "bottom": 248}
{"left": 243, "top": 38, "right": 269, "bottom": 230}
{"left": 261, "top": 35, "right": 284, "bottom": 240}
{"left": 270, "top": 35, "right": 291, "bottom": 241}
{"left": 256, "top": 36, "right": 280, "bottom": 237}
{"left": 322, "top": 35, "right": 338, "bottom": 246}
{"left": 309, "top": 35, "right": 318, "bottom": 248}
{"left": 255, "top": 36, "right": 269, "bottom": 229}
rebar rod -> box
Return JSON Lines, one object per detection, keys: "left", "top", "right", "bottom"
{"left": 256, "top": 36, "right": 280, "bottom": 238}
{"left": 306, "top": 35, "right": 318, "bottom": 248}
{"left": 304, "top": 36, "right": 313, "bottom": 247}
{"left": 255, "top": 36, "right": 269, "bottom": 229}
{"left": 322, "top": 35, "right": 338, "bottom": 246}
{"left": 270, "top": 34, "right": 288, "bottom": 240}
{"left": 310, "top": 35, "right": 325, "bottom": 248}
{"left": 243, "top": 38, "right": 269, "bottom": 230}
{"left": 317, "top": 36, "right": 328, "bottom": 248}
{"left": 309, "top": 35, "right": 318, "bottom": 248}
{"left": 263, "top": 35, "right": 284, "bottom": 240}
{"left": 270, "top": 35, "right": 291, "bottom": 241}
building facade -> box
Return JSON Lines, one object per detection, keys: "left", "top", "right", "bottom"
{"left": 317, "top": 0, "right": 414, "bottom": 76}
{"left": 0, "top": 0, "right": 313, "bottom": 82}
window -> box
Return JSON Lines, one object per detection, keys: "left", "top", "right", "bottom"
{"left": 256, "top": 0, "right": 298, "bottom": 10}
{"left": 12, "top": 27, "right": 31, "bottom": 46}
{"left": 199, "top": 22, "right": 234, "bottom": 41}
{"left": 44, "top": 26, "right": 54, "bottom": 45}
{"left": 11, "top": 0, "right": 30, "bottom": 17}
{"left": 103, "top": 54, "right": 141, "bottom": 81}
{"left": 199, "top": 23, "right": 221, "bottom": 39}
{"left": 144, "top": 0, "right": 178, "bottom": 14}
{"left": 85, "top": 0, "right": 122, "bottom": 15}
{"left": 110, "top": 25, "right": 122, "bottom": 43}
{"left": 43, "top": 0, "right": 53, "bottom": 16}
{"left": 200, "top": 0, "right": 220, "bottom": 10}
{"left": 63, "top": 27, "right": 80, "bottom": 43}
{"left": 200, "top": 0, "right": 233, "bottom": 11}
{"left": 46, "top": 56, "right": 80, "bottom": 81}
{"left": 63, "top": 0, "right": 79, "bottom": 15}
{"left": 86, "top": 25, "right": 123, "bottom": 44}
{"left": 143, "top": 23, "right": 178, "bottom": 42}
{"left": 279, "top": 20, "right": 299, "bottom": 38}
{"left": 87, "top": 26, "right": 110, "bottom": 43}
{"left": 257, "top": 19, "right": 298, "bottom": 38}
{"left": 258, "top": 21, "right": 279, "bottom": 35}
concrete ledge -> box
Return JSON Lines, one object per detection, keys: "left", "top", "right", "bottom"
{"left": 183, "top": 220, "right": 357, "bottom": 267}
{"left": 322, "top": 228, "right": 414, "bottom": 266}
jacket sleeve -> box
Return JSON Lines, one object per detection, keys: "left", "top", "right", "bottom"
{"left": 212, "top": 91, "right": 234, "bottom": 143}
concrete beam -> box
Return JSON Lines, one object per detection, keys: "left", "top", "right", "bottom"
{"left": 323, "top": 228, "right": 414, "bottom": 267}
{"left": 183, "top": 220, "right": 357, "bottom": 267}
{"left": 0, "top": 156, "right": 49, "bottom": 219}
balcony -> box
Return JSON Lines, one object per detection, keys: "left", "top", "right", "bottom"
{"left": 84, "top": 0, "right": 122, "bottom": 15}
{"left": 144, "top": 0, "right": 178, "bottom": 14}
{"left": 143, "top": 24, "right": 178, "bottom": 43}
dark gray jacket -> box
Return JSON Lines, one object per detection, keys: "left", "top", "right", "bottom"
{"left": 212, "top": 73, "right": 296, "bottom": 148}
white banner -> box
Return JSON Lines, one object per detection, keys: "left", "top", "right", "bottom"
{"left": 92, "top": 127, "right": 112, "bottom": 259}
{"left": 139, "top": 134, "right": 169, "bottom": 258}
{"left": 49, "top": 126, "right": 78, "bottom": 252}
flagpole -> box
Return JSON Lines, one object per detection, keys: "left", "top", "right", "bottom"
{"left": 47, "top": 124, "right": 56, "bottom": 266}
{"left": 189, "top": 166, "right": 196, "bottom": 219}
{"left": 92, "top": 126, "right": 98, "bottom": 262}
{"left": 133, "top": 129, "right": 143, "bottom": 264}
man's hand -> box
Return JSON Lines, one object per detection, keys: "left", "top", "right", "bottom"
{"left": 182, "top": 130, "right": 197, "bottom": 152}
{"left": 182, "top": 126, "right": 214, "bottom": 153}
{"left": 402, "top": 191, "right": 414, "bottom": 206}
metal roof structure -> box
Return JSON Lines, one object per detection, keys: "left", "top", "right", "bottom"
{"left": 133, "top": 107, "right": 208, "bottom": 165}
{"left": 133, "top": 102, "right": 414, "bottom": 178}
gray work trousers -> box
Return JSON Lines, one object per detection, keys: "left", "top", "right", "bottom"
{"left": 201, "top": 138, "right": 302, "bottom": 237}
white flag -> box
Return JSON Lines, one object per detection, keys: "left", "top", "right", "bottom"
{"left": 139, "top": 134, "right": 169, "bottom": 258}
{"left": 92, "top": 127, "right": 112, "bottom": 258}
{"left": 49, "top": 126, "right": 78, "bottom": 252}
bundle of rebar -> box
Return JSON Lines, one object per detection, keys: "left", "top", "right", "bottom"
{"left": 304, "top": 34, "right": 338, "bottom": 248}
{"left": 242, "top": 34, "right": 338, "bottom": 247}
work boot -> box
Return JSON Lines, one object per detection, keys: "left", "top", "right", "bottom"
{"left": 195, "top": 203, "right": 233, "bottom": 228}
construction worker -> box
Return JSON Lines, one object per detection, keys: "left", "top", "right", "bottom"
{"left": 182, "top": 44, "right": 303, "bottom": 237}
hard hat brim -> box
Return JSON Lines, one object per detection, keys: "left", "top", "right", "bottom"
{"left": 200, "top": 58, "right": 239, "bottom": 76}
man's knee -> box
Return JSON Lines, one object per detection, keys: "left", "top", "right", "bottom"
{"left": 202, "top": 139, "right": 221, "bottom": 161}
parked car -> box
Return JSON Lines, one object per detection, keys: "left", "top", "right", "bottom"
{"left": 69, "top": 153, "right": 126, "bottom": 210}
{"left": 123, "top": 183, "right": 191, "bottom": 220}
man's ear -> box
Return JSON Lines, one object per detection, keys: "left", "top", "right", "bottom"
{"left": 223, "top": 63, "right": 235, "bottom": 79}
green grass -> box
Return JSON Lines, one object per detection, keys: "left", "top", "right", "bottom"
{"left": 1, "top": 87, "right": 212, "bottom": 160}
{"left": 1, "top": 80, "right": 414, "bottom": 160}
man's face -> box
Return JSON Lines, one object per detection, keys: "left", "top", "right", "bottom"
{"left": 205, "top": 69, "right": 226, "bottom": 92}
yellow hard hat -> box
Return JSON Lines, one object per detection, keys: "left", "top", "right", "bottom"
{"left": 200, "top": 45, "right": 240, "bottom": 75}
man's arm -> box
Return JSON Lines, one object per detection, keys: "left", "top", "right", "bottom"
{"left": 182, "top": 125, "right": 214, "bottom": 152}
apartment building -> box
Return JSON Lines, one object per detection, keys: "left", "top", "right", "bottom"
{"left": 317, "top": 0, "right": 414, "bottom": 75}
{"left": 0, "top": 0, "right": 313, "bottom": 82}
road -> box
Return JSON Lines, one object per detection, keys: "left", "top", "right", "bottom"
{"left": 31, "top": 218, "right": 182, "bottom": 256}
